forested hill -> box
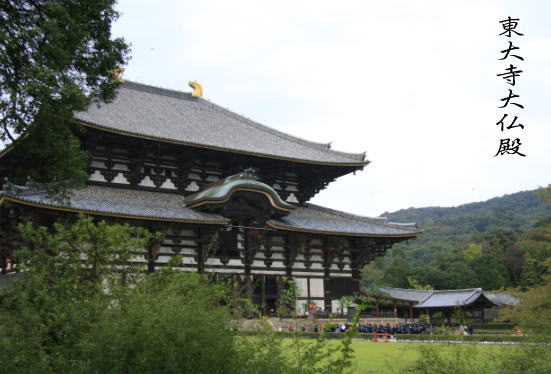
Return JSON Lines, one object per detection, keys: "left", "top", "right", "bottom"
{"left": 364, "top": 188, "right": 551, "bottom": 291}
{"left": 383, "top": 189, "right": 551, "bottom": 231}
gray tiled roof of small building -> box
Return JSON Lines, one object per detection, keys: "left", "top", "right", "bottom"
{"left": 379, "top": 287, "right": 497, "bottom": 308}
{"left": 1, "top": 184, "right": 229, "bottom": 224}
{"left": 74, "top": 81, "right": 368, "bottom": 165}
{"left": 268, "top": 204, "right": 420, "bottom": 236}
{"left": 414, "top": 288, "right": 492, "bottom": 308}
{"left": 379, "top": 287, "right": 433, "bottom": 302}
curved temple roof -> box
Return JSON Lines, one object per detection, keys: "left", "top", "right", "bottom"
{"left": 1, "top": 183, "right": 419, "bottom": 238}
{"left": 378, "top": 287, "right": 497, "bottom": 308}
{"left": 184, "top": 169, "right": 295, "bottom": 216}
{"left": 73, "top": 81, "right": 368, "bottom": 166}
{"left": 269, "top": 204, "right": 420, "bottom": 237}
{"left": 0, "top": 183, "right": 229, "bottom": 225}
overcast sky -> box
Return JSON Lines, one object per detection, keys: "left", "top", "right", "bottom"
{"left": 112, "top": 0, "right": 551, "bottom": 217}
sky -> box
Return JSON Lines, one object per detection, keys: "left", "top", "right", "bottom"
{"left": 111, "top": 0, "right": 551, "bottom": 217}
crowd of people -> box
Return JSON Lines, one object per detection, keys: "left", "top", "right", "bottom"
{"left": 326, "top": 322, "right": 431, "bottom": 335}
{"left": 325, "top": 322, "right": 476, "bottom": 336}
{"left": 358, "top": 323, "right": 430, "bottom": 335}
{"left": 293, "top": 321, "right": 476, "bottom": 336}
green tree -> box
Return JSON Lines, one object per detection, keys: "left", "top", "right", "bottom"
{"left": 81, "top": 262, "right": 250, "bottom": 374}
{"left": 337, "top": 295, "right": 354, "bottom": 317}
{"left": 382, "top": 250, "right": 414, "bottom": 288}
{"left": 0, "top": 215, "right": 154, "bottom": 372}
{"left": 463, "top": 243, "right": 482, "bottom": 263}
{"left": 407, "top": 276, "right": 432, "bottom": 290}
{"left": 0, "top": 0, "right": 130, "bottom": 189}
{"left": 517, "top": 221, "right": 551, "bottom": 287}
{"left": 536, "top": 184, "right": 551, "bottom": 204}
{"left": 361, "top": 259, "right": 385, "bottom": 287}
{"left": 471, "top": 253, "right": 507, "bottom": 290}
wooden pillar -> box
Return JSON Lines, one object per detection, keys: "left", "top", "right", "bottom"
{"left": 197, "top": 227, "right": 218, "bottom": 274}
{"left": 393, "top": 302, "right": 397, "bottom": 318}
{"left": 261, "top": 275, "right": 267, "bottom": 315}
{"left": 243, "top": 228, "right": 252, "bottom": 277}
{"left": 323, "top": 271, "right": 332, "bottom": 312}
{"left": 481, "top": 308, "right": 485, "bottom": 323}
{"left": 409, "top": 304, "right": 413, "bottom": 322}
{"left": 283, "top": 235, "right": 298, "bottom": 278}
{"left": 147, "top": 238, "right": 160, "bottom": 273}
{"left": 323, "top": 248, "right": 334, "bottom": 313}
{"left": 276, "top": 276, "right": 284, "bottom": 311}
{"left": 246, "top": 275, "right": 253, "bottom": 305}
{"left": 376, "top": 302, "right": 380, "bottom": 317}
{"left": 351, "top": 267, "right": 361, "bottom": 294}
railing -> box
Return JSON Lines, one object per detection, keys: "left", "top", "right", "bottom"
{"left": 360, "top": 311, "right": 397, "bottom": 318}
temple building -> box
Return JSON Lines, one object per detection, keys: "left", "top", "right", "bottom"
{"left": 0, "top": 81, "right": 420, "bottom": 314}
{"left": 361, "top": 287, "right": 498, "bottom": 323}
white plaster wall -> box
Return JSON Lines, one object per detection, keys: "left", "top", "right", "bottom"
{"left": 112, "top": 172, "right": 129, "bottom": 184}
{"left": 294, "top": 277, "right": 308, "bottom": 299}
{"left": 138, "top": 175, "right": 155, "bottom": 188}
{"left": 88, "top": 169, "right": 107, "bottom": 182}
{"left": 309, "top": 278, "right": 324, "bottom": 298}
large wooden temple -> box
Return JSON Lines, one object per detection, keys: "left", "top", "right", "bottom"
{"left": 0, "top": 81, "right": 420, "bottom": 314}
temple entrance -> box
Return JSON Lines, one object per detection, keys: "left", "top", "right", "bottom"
{"left": 252, "top": 275, "right": 279, "bottom": 316}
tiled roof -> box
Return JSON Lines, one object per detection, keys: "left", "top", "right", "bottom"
{"left": 414, "top": 288, "right": 491, "bottom": 308}
{"left": 1, "top": 184, "right": 229, "bottom": 224}
{"left": 379, "top": 287, "right": 432, "bottom": 302}
{"left": 2, "top": 184, "right": 419, "bottom": 237}
{"left": 268, "top": 204, "right": 420, "bottom": 237}
{"left": 74, "top": 81, "right": 368, "bottom": 166}
{"left": 379, "top": 287, "right": 497, "bottom": 308}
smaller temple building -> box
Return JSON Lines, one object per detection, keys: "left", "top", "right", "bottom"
{"left": 362, "top": 287, "right": 498, "bottom": 323}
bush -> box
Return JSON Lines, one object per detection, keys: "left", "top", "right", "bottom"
{"left": 0, "top": 217, "right": 284, "bottom": 373}
{"left": 80, "top": 269, "right": 242, "bottom": 373}
{"left": 395, "top": 334, "right": 530, "bottom": 343}
{"left": 471, "top": 323, "right": 514, "bottom": 330}
{"left": 0, "top": 215, "right": 154, "bottom": 373}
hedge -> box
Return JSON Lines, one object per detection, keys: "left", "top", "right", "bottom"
{"left": 471, "top": 323, "right": 514, "bottom": 330}
{"left": 237, "top": 331, "right": 532, "bottom": 343}
{"left": 394, "top": 334, "right": 529, "bottom": 343}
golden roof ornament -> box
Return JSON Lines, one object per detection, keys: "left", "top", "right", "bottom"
{"left": 110, "top": 66, "right": 125, "bottom": 83}
{"left": 188, "top": 81, "right": 203, "bottom": 97}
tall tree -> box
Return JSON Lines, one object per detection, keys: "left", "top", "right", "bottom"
{"left": 0, "top": 0, "right": 130, "bottom": 188}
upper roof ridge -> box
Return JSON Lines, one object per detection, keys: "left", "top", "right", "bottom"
{"left": 122, "top": 80, "right": 194, "bottom": 100}
{"left": 122, "top": 80, "right": 368, "bottom": 162}
{"left": 430, "top": 288, "right": 481, "bottom": 293}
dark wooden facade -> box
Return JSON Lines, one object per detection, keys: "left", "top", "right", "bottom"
{"left": 0, "top": 81, "right": 419, "bottom": 314}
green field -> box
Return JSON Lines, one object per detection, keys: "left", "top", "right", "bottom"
{"left": 286, "top": 340, "right": 512, "bottom": 374}
{"left": 345, "top": 341, "right": 419, "bottom": 373}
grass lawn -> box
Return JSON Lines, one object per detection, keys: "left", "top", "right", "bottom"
{"left": 284, "top": 339, "right": 513, "bottom": 374}
{"left": 350, "top": 341, "right": 419, "bottom": 373}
